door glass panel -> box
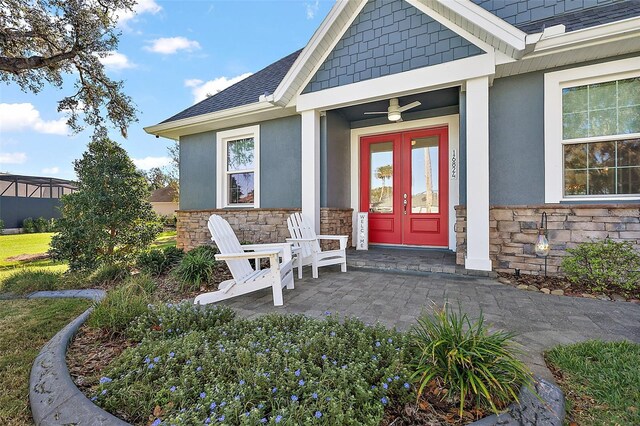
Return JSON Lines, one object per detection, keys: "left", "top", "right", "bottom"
{"left": 369, "top": 142, "right": 394, "bottom": 213}
{"left": 411, "top": 136, "right": 439, "bottom": 213}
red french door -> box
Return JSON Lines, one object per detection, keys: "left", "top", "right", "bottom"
{"left": 360, "top": 127, "right": 449, "bottom": 246}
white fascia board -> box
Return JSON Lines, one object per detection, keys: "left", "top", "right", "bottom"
{"left": 271, "top": 0, "right": 366, "bottom": 107}
{"left": 435, "top": 0, "right": 527, "bottom": 52}
{"left": 530, "top": 16, "right": 640, "bottom": 55}
{"left": 143, "top": 102, "right": 293, "bottom": 140}
{"left": 296, "top": 53, "right": 495, "bottom": 112}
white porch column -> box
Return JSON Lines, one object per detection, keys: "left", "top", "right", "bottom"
{"left": 301, "top": 109, "right": 321, "bottom": 233}
{"left": 465, "top": 76, "right": 492, "bottom": 271}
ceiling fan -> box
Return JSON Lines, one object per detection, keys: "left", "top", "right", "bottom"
{"left": 363, "top": 98, "right": 421, "bottom": 122}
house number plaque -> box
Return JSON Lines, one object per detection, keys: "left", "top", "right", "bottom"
{"left": 451, "top": 149, "right": 457, "bottom": 179}
{"left": 356, "top": 212, "right": 369, "bottom": 251}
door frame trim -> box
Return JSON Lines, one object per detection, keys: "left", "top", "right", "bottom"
{"left": 350, "top": 114, "right": 460, "bottom": 251}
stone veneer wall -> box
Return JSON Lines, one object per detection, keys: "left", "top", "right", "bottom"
{"left": 455, "top": 205, "right": 640, "bottom": 275}
{"left": 176, "top": 208, "right": 353, "bottom": 251}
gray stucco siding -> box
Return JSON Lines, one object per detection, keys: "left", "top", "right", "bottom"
{"left": 303, "top": 0, "right": 483, "bottom": 94}
{"left": 322, "top": 111, "right": 351, "bottom": 208}
{"left": 179, "top": 131, "right": 217, "bottom": 210}
{"left": 486, "top": 53, "right": 640, "bottom": 207}
{"left": 488, "top": 72, "right": 546, "bottom": 205}
{"left": 260, "top": 116, "right": 302, "bottom": 208}
{"left": 179, "top": 116, "right": 302, "bottom": 210}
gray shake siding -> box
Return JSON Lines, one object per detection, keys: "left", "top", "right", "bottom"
{"left": 179, "top": 116, "right": 302, "bottom": 210}
{"left": 303, "top": 0, "right": 483, "bottom": 94}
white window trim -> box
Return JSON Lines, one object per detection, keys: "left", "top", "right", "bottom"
{"left": 544, "top": 57, "right": 640, "bottom": 203}
{"left": 216, "top": 125, "right": 260, "bottom": 208}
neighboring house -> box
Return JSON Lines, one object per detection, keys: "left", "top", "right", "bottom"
{"left": 149, "top": 186, "right": 179, "bottom": 217}
{"left": 0, "top": 174, "right": 77, "bottom": 229}
{"left": 146, "top": 0, "right": 640, "bottom": 275}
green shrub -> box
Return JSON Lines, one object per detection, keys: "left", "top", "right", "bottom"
{"left": 162, "top": 246, "right": 184, "bottom": 269}
{"left": 173, "top": 245, "right": 217, "bottom": 290}
{"left": 410, "top": 305, "right": 532, "bottom": 416}
{"left": 0, "top": 218, "right": 4, "bottom": 234}
{"left": 88, "top": 275, "right": 155, "bottom": 334}
{"left": 136, "top": 246, "right": 184, "bottom": 276}
{"left": 136, "top": 249, "right": 166, "bottom": 276}
{"left": 22, "top": 217, "right": 35, "bottom": 233}
{"left": 561, "top": 239, "right": 640, "bottom": 293}
{"left": 95, "top": 308, "right": 412, "bottom": 425}
{"left": 90, "top": 263, "right": 130, "bottom": 286}
{"left": 0, "top": 269, "right": 62, "bottom": 294}
{"left": 34, "top": 216, "right": 49, "bottom": 233}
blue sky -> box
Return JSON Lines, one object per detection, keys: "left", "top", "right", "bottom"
{"left": 0, "top": 0, "right": 335, "bottom": 180}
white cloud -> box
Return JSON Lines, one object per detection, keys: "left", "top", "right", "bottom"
{"left": 98, "top": 51, "right": 135, "bottom": 71}
{"left": 0, "top": 152, "right": 27, "bottom": 164}
{"left": 133, "top": 156, "right": 172, "bottom": 170}
{"left": 185, "top": 73, "right": 253, "bottom": 103}
{"left": 0, "top": 103, "right": 68, "bottom": 135}
{"left": 306, "top": 0, "right": 320, "bottom": 19}
{"left": 42, "top": 167, "right": 60, "bottom": 175}
{"left": 145, "top": 37, "right": 201, "bottom": 55}
{"left": 117, "top": 0, "right": 162, "bottom": 27}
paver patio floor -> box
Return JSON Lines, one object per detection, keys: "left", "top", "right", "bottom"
{"left": 222, "top": 268, "right": 640, "bottom": 380}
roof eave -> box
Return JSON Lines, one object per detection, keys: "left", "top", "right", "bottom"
{"left": 529, "top": 16, "right": 640, "bottom": 55}
{"left": 144, "top": 101, "right": 295, "bottom": 140}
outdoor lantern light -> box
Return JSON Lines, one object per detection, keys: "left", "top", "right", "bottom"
{"left": 534, "top": 212, "right": 550, "bottom": 276}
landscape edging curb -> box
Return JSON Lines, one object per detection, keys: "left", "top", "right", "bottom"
{"left": 29, "top": 290, "right": 129, "bottom": 425}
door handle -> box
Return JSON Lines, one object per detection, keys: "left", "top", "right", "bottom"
{"left": 403, "top": 193, "right": 407, "bottom": 215}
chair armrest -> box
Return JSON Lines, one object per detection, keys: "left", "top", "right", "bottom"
{"left": 286, "top": 238, "right": 317, "bottom": 243}
{"left": 215, "top": 250, "right": 280, "bottom": 261}
{"left": 241, "top": 243, "right": 292, "bottom": 262}
{"left": 316, "top": 235, "right": 349, "bottom": 250}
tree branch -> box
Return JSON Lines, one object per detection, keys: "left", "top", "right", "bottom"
{"left": 0, "top": 48, "right": 80, "bottom": 73}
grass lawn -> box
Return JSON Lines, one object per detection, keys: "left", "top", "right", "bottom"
{"left": 546, "top": 340, "right": 640, "bottom": 426}
{"left": 0, "top": 298, "right": 90, "bottom": 425}
{"left": 0, "top": 230, "right": 177, "bottom": 283}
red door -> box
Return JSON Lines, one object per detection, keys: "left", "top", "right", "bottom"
{"left": 360, "top": 127, "right": 448, "bottom": 247}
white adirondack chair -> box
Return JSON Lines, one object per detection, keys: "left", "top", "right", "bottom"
{"left": 286, "top": 212, "right": 348, "bottom": 279}
{"left": 193, "top": 215, "right": 295, "bottom": 307}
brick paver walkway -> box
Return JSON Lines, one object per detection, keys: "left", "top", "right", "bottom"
{"left": 222, "top": 268, "right": 640, "bottom": 380}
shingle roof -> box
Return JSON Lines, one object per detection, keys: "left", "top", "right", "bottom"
{"left": 516, "top": 1, "right": 640, "bottom": 34}
{"left": 149, "top": 186, "right": 178, "bottom": 202}
{"left": 162, "top": 49, "right": 303, "bottom": 124}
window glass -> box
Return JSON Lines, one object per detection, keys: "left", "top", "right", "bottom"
{"left": 410, "top": 136, "right": 439, "bottom": 213}
{"left": 227, "top": 138, "right": 254, "bottom": 171}
{"left": 228, "top": 172, "right": 254, "bottom": 204}
{"left": 369, "top": 142, "right": 393, "bottom": 213}
{"left": 563, "top": 139, "right": 640, "bottom": 196}
{"left": 562, "top": 77, "right": 640, "bottom": 139}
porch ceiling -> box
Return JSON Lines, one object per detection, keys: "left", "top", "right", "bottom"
{"left": 330, "top": 86, "right": 459, "bottom": 124}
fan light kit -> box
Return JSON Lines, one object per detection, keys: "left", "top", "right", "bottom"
{"left": 363, "top": 98, "right": 421, "bottom": 122}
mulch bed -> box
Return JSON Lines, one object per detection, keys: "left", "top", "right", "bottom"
{"left": 497, "top": 272, "right": 640, "bottom": 302}
{"left": 67, "top": 326, "right": 135, "bottom": 394}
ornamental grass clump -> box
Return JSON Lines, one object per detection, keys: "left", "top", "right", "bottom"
{"left": 88, "top": 274, "right": 155, "bottom": 335}
{"left": 90, "top": 263, "right": 130, "bottom": 287}
{"left": 0, "top": 269, "right": 61, "bottom": 294}
{"left": 94, "top": 306, "right": 413, "bottom": 425}
{"left": 173, "top": 245, "right": 218, "bottom": 290}
{"left": 410, "top": 305, "right": 532, "bottom": 417}
{"left": 136, "top": 246, "right": 185, "bottom": 277}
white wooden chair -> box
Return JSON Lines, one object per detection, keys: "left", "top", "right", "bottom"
{"left": 286, "top": 212, "right": 348, "bottom": 279}
{"left": 193, "top": 215, "right": 295, "bottom": 307}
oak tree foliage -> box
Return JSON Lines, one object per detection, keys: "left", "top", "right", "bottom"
{"left": 50, "top": 137, "right": 162, "bottom": 271}
{"left": 0, "top": 0, "right": 138, "bottom": 136}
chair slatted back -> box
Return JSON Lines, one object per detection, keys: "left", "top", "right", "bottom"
{"left": 287, "top": 212, "right": 320, "bottom": 258}
{"left": 207, "top": 215, "right": 254, "bottom": 279}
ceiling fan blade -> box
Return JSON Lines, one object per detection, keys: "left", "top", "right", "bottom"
{"left": 363, "top": 111, "right": 388, "bottom": 115}
{"left": 398, "top": 101, "right": 421, "bottom": 112}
